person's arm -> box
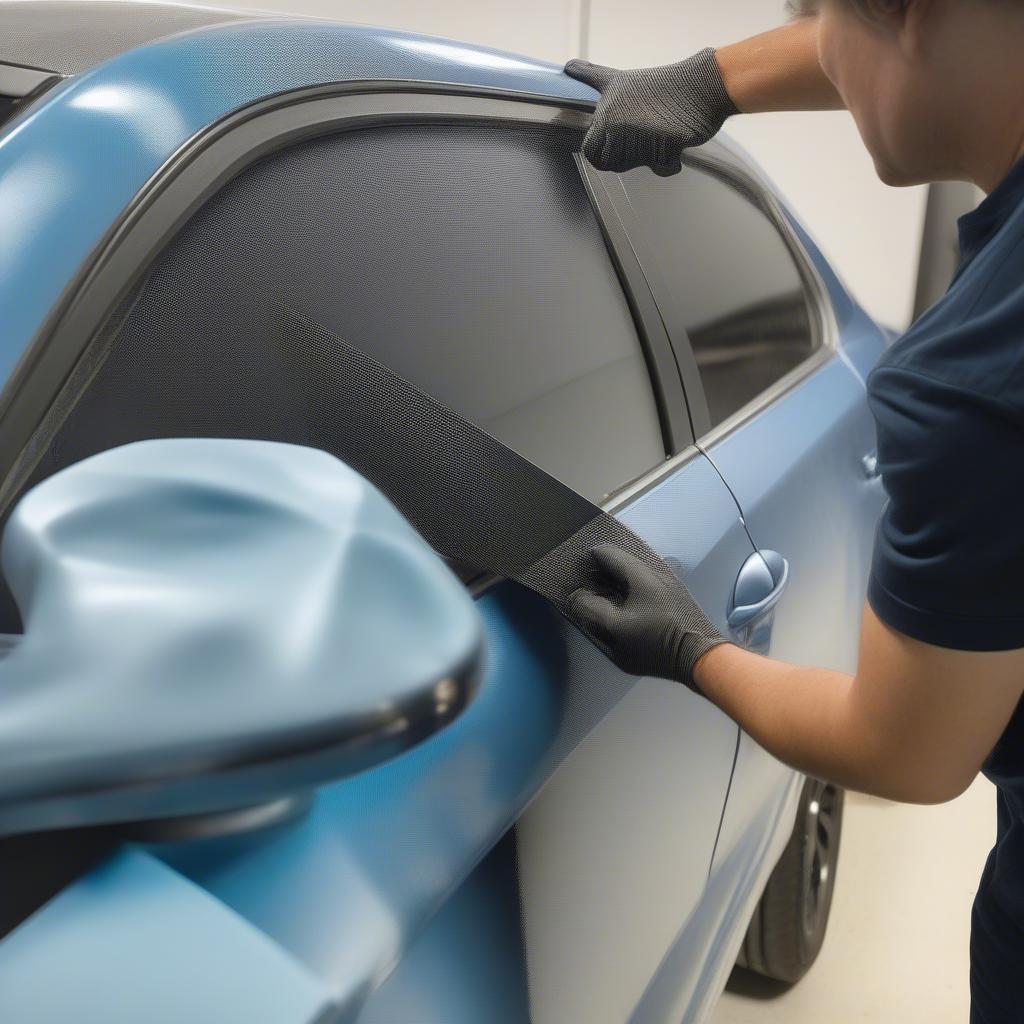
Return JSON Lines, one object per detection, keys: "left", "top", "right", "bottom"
{"left": 567, "top": 547, "right": 1024, "bottom": 807}
{"left": 716, "top": 18, "right": 842, "bottom": 114}
{"left": 564, "top": 16, "right": 841, "bottom": 175}
{"left": 695, "top": 604, "right": 1024, "bottom": 804}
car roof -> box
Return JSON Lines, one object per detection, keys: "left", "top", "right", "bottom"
{"left": 0, "top": 1, "right": 264, "bottom": 77}
{"left": 0, "top": 1, "right": 591, "bottom": 105}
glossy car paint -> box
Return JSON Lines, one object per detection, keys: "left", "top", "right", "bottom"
{"left": 0, "top": 849, "right": 337, "bottom": 1023}
{"left": 0, "top": 15, "right": 885, "bottom": 1023}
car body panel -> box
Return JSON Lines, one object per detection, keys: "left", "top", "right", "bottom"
{"left": 589, "top": 137, "right": 888, "bottom": 1019}
{"left": 0, "top": 849, "right": 337, "bottom": 1024}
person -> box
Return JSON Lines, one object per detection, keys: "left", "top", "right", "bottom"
{"left": 563, "top": 2, "right": 1024, "bottom": 1021}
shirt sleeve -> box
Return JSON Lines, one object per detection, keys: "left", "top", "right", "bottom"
{"left": 867, "top": 363, "right": 1024, "bottom": 651}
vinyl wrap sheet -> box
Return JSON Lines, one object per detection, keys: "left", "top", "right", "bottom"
{"left": 262, "top": 303, "right": 683, "bottom": 615}
{"left": 12, "top": 281, "right": 686, "bottom": 627}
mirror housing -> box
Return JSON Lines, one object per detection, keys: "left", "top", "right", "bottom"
{"left": 0, "top": 439, "right": 483, "bottom": 837}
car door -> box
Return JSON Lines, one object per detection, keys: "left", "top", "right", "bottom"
{"left": 2, "top": 89, "right": 757, "bottom": 1022}
{"left": 597, "top": 146, "right": 889, "bottom": 1007}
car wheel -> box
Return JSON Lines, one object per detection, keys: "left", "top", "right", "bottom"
{"left": 736, "top": 777, "right": 844, "bottom": 984}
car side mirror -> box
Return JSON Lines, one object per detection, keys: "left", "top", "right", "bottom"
{"left": 0, "top": 439, "right": 483, "bottom": 838}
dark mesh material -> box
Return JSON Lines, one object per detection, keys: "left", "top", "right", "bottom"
{"left": 565, "top": 49, "right": 738, "bottom": 177}
{"left": 10, "top": 285, "right": 673, "bottom": 613}
{"left": 0, "top": 122, "right": 707, "bottom": 642}
{"left": 47, "top": 122, "right": 661, "bottom": 505}
{"left": 0, "top": 2, "right": 258, "bottom": 76}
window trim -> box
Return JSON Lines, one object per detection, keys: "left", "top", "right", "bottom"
{"left": 593, "top": 144, "right": 839, "bottom": 447}
{"left": 0, "top": 62, "right": 62, "bottom": 132}
{"left": 0, "top": 82, "right": 694, "bottom": 516}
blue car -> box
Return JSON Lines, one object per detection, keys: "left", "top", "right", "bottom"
{"left": 0, "top": 4, "right": 888, "bottom": 1021}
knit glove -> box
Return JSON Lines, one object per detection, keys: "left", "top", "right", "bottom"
{"left": 566, "top": 544, "right": 728, "bottom": 692}
{"left": 564, "top": 49, "right": 738, "bottom": 176}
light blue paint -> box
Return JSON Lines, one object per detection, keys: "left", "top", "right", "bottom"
{"left": 0, "top": 18, "right": 598, "bottom": 387}
{"left": 0, "top": 849, "right": 336, "bottom": 1023}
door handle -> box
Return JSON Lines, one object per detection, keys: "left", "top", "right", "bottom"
{"left": 728, "top": 550, "right": 790, "bottom": 629}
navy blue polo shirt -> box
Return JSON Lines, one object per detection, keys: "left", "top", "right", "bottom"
{"left": 866, "top": 157, "right": 1024, "bottom": 1023}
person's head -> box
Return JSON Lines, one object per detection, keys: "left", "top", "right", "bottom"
{"left": 790, "top": 0, "right": 1024, "bottom": 191}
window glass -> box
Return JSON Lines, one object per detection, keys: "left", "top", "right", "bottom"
{"left": 618, "top": 163, "right": 818, "bottom": 430}
{"left": 56, "top": 124, "right": 665, "bottom": 505}
{"left": 0, "top": 121, "right": 671, "bottom": 632}
{"left": 0, "top": 96, "right": 17, "bottom": 129}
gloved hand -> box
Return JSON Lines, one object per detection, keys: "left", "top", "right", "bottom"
{"left": 567, "top": 544, "right": 729, "bottom": 692}
{"left": 564, "top": 49, "right": 738, "bottom": 176}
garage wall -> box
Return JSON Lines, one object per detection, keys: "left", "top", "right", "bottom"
{"left": 227, "top": 0, "right": 588, "bottom": 65}
{"left": 29, "top": 0, "right": 933, "bottom": 328}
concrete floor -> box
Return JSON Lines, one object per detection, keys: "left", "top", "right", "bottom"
{"left": 713, "top": 776, "right": 997, "bottom": 1024}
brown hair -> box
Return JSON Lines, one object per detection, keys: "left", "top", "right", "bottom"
{"left": 785, "top": 0, "right": 909, "bottom": 16}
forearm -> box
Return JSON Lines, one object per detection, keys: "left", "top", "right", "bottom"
{"left": 693, "top": 644, "right": 950, "bottom": 804}
{"left": 716, "top": 19, "right": 843, "bottom": 114}
{"left": 569, "top": 544, "right": 1023, "bottom": 806}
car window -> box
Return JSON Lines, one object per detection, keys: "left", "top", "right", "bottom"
{"left": 617, "top": 162, "right": 819, "bottom": 431}
{"left": 28, "top": 123, "right": 666, "bottom": 507}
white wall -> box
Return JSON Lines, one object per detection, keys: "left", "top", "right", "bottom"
{"left": 220, "top": 0, "right": 587, "bottom": 64}
{"left": 44, "top": 0, "right": 928, "bottom": 327}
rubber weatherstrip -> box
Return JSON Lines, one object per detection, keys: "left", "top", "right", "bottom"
{"left": 268, "top": 299, "right": 684, "bottom": 618}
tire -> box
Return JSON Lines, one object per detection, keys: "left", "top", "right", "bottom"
{"left": 736, "top": 777, "right": 844, "bottom": 984}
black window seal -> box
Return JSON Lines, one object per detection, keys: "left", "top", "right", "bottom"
{"left": 0, "top": 61, "right": 62, "bottom": 97}
{"left": 578, "top": 157, "right": 695, "bottom": 451}
{"left": 600, "top": 145, "right": 839, "bottom": 443}
{"left": 0, "top": 62, "right": 63, "bottom": 131}
{"left": 0, "top": 81, "right": 693, "bottom": 522}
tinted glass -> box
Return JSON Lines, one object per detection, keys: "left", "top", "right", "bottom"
{"left": 27, "top": 124, "right": 665, "bottom": 509}
{"left": 0, "top": 123, "right": 669, "bottom": 630}
{"left": 618, "top": 163, "right": 817, "bottom": 430}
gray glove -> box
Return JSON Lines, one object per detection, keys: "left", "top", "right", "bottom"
{"left": 567, "top": 544, "right": 728, "bottom": 691}
{"left": 564, "top": 49, "right": 738, "bottom": 176}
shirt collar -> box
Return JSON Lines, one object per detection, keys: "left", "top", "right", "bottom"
{"left": 957, "top": 155, "right": 1024, "bottom": 269}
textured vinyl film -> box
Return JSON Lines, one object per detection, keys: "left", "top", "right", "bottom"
{"left": 25, "top": 123, "right": 664, "bottom": 503}
{"left": 0, "top": 2, "right": 257, "bottom": 76}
